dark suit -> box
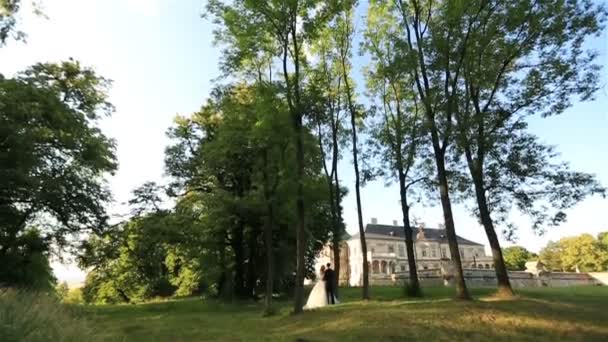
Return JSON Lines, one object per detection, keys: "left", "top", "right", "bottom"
{"left": 323, "top": 268, "right": 336, "bottom": 304}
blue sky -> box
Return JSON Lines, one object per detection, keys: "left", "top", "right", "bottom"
{"left": 2, "top": 0, "right": 607, "bottom": 283}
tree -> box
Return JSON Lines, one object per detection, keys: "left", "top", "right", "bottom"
{"left": 308, "top": 22, "right": 348, "bottom": 299}
{"left": 539, "top": 234, "right": 608, "bottom": 272}
{"left": 436, "top": 0, "right": 607, "bottom": 297}
{"left": 386, "top": 0, "right": 471, "bottom": 300}
{"left": 363, "top": 0, "right": 426, "bottom": 296}
{"left": 558, "top": 234, "right": 608, "bottom": 272}
{"left": 80, "top": 211, "right": 178, "bottom": 304}
{"left": 163, "top": 83, "right": 335, "bottom": 311}
{"left": 502, "top": 246, "right": 536, "bottom": 271}
{"left": 206, "top": 0, "right": 343, "bottom": 313}
{"left": 539, "top": 240, "right": 564, "bottom": 272}
{"left": 332, "top": 6, "right": 372, "bottom": 300}
{"left": 598, "top": 232, "right": 608, "bottom": 248}
{"left": 0, "top": 60, "right": 116, "bottom": 289}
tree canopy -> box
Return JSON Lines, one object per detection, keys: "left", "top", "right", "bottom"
{"left": 502, "top": 246, "right": 537, "bottom": 271}
{"left": 0, "top": 60, "right": 116, "bottom": 289}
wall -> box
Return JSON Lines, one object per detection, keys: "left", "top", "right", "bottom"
{"left": 364, "top": 262, "right": 604, "bottom": 288}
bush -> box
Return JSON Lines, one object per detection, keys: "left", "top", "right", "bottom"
{"left": 0, "top": 289, "right": 98, "bottom": 342}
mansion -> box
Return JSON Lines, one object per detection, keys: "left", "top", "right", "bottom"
{"left": 315, "top": 219, "right": 494, "bottom": 286}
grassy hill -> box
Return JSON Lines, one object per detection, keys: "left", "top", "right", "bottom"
{"left": 3, "top": 286, "right": 607, "bottom": 341}
{"left": 79, "top": 286, "right": 608, "bottom": 341}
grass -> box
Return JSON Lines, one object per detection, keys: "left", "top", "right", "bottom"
{"left": 0, "top": 289, "right": 99, "bottom": 342}
{"left": 76, "top": 286, "right": 608, "bottom": 342}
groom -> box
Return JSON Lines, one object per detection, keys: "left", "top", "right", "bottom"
{"left": 323, "top": 263, "right": 336, "bottom": 304}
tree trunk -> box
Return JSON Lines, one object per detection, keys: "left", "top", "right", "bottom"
{"left": 472, "top": 176, "right": 514, "bottom": 297}
{"left": 350, "top": 104, "right": 369, "bottom": 300}
{"left": 317, "top": 118, "right": 342, "bottom": 298}
{"left": 233, "top": 222, "right": 246, "bottom": 299}
{"left": 293, "top": 114, "right": 307, "bottom": 313}
{"left": 263, "top": 203, "right": 275, "bottom": 314}
{"left": 397, "top": 172, "right": 421, "bottom": 297}
{"left": 262, "top": 151, "right": 276, "bottom": 315}
{"left": 327, "top": 180, "right": 341, "bottom": 296}
{"left": 331, "top": 116, "right": 343, "bottom": 295}
{"left": 217, "top": 238, "right": 231, "bottom": 300}
{"left": 431, "top": 137, "right": 471, "bottom": 300}
{"left": 246, "top": 225, "right": 259, "bottom": 299}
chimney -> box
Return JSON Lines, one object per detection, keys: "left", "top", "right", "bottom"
{"left": 438, "top": 223, "right": 445, "bottom": 230}
{"left": 371, "top": 218, "right": 378, "bottom": 224}
{"left": 393, "top": 220, "right": 398, "bottom": 226}
{"left": 418, "top": 222, "right": 425, "bottom": 230}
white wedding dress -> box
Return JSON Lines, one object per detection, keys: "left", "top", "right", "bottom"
{"left": 303, "top": 272, "right": 339, "bottom": 310}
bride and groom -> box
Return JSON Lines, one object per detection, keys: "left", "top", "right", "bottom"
{"left": 304, "top": 263, "right": 339, "bottom": 310}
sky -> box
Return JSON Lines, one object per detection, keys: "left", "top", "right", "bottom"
{"left": 1, "top": 0, "right": 607, "bottom": 284}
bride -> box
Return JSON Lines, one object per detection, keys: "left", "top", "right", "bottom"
{"left": 303, "top": 265, "right": 339, "bottom": 310}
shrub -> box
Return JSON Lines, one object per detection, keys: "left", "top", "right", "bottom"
{"left": 0, "top": 289, "right": 99, "bottom": 342}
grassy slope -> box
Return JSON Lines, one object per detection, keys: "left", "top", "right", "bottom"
{"left": 85, "top": 286, "right": 608, "bottom": 342}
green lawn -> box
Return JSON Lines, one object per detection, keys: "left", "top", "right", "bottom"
{"left": 82, "top": 286, "right": 608, "bottom": 341}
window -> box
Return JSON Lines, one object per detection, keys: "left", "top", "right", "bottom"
{"left": 371, "top": 247, "right": 375, "bottom": 254}
{"left": 485, "top": 264, "right": 490, "bottom": 269}
{"left": 398, "top": 244, "right": 405, "bottom": 257}
{"left": 441, "top": 247, "right": 447, "bottom": 258}
{"left": 459, "top": 249, "right": 464, "bottom": 259}
{"left": 431, "top": 248, "right": 437, "bottom": 258}
{"left": 400, "top": 264, "right": 406, "bottom": 271}
{"left": 380, "top": 261, "right": 387, "bottom": 273}
{"left": 422, "top": 249, "right": 427, "bottom": 257}
{"left": 388, "top": 245, "right": 395, "bottom": 253}
{"left": 372, "top": 261, "right": 380, "bottom": 273}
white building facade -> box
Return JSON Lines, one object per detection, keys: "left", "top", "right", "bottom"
{"left": 322, "top": 220, "right": 494, "bottom": 287}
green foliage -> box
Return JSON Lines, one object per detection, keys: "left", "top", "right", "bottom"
{"left": 0, "top": 60, "right": 116, "bottom": 289}
{"left": 64, "top": 287, "right": 84, "bottom": 304}
{"left": 502, "top": 246, "right": 537, "bottom": 271}
{"left": 80, "top": 83, "right": 335, "bottom": 304}
{"left": 558, "top": 234, "right": 608, "bottom": 272}
{"left": 539, "top": 233, "right": 608, "bottom": 272}
{"left": 0, "top": 228, "right": 56, "bottom": 290}
{"left": 0, "top": 289, "right": 98, "bottom": 342}
{"left": 55, "top": 281, "right": 69, "bottom": 301}
{"left": 598, "top": 231, "right": 608, "bottom": 248}
{"left": 539, "top": 240, "right": 564, "bottom": 272}
{"left": 0, "top": 0, "right": 23, "bottom": 45}
{"left": 164, "top": 83, "right": 335, "bottom": 299}
{"left": 80, "top": 211, "right": 179, "bottom": 304}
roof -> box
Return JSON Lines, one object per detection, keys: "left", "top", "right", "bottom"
{"left": 349, "top": 224, "right": 484, "bottom": 246}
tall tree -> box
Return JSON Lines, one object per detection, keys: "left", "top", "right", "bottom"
{"left": 391, "top": 0, "right": 471, "bottom": 299}
{"left": 207, "top": 0, "right": 342, "bottom": 313}
{"left": 308, "top": 19, "right": 349, "bottom": 298}
{"left": 0, "top": 60, "right": 116, "bottom": 288}
{"left": 333, "top": 6, "right": 371, "bottom": 299}
{"left": 447, "top": 0, "right": 606, "bottom": 296}
{"left": 363, "top": 1, "right": 424, "bottom": 296}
